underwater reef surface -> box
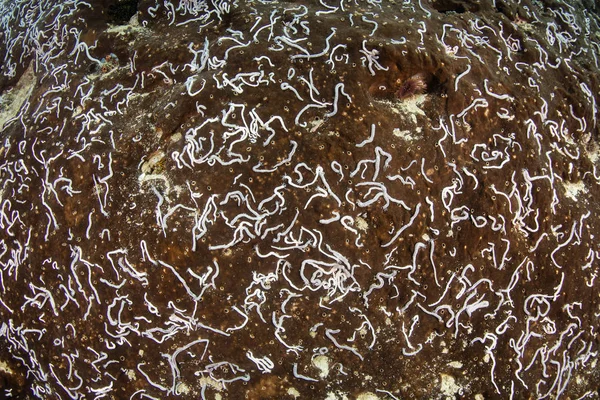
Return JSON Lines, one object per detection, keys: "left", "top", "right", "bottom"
{"left": 1, "top": 0, "right": 599, "bottom": 398}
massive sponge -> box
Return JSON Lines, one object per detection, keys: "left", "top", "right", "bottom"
{"left": 0, "top": 0, "right": 599, "bottom": 398}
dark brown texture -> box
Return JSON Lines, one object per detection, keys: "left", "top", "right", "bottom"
{"left": 1, "top": 0, "right": 599, "bottom": 399}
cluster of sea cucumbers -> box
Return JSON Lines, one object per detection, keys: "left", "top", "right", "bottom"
{"left": 1, "top": 0, "right": 599, "bottom": 398}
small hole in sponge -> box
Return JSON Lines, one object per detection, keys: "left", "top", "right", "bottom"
{"left": 107, "top": 0, "right": 138, "bottom": 25}
{"left": 429, "top": 0, "right": 477, "bottom": 14}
